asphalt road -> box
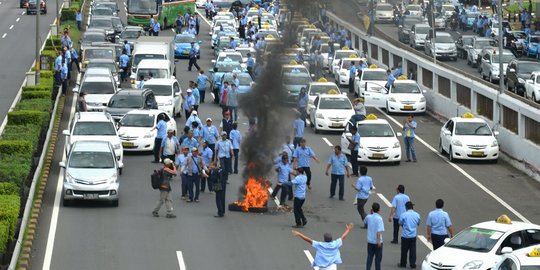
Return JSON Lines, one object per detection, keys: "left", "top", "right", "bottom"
{"left": 0, "top": 0, "right": 59, "bottom": 125}
{"left": 29, "top": 2, "right": 540, "bottom": 270}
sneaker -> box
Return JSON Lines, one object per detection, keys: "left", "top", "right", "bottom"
{"left": 391, "top": 240, "right": 399, "bottom": 244}
{"left": 194, "top": 199, "right": 200, "bottom": 202}
{"left": 181, "top": 196, "right": 186, "bottom": 200}
{"left": 166, "top": 214, "right": 177, "bottom": 218}
{"left": 186, "top": 200, "right": 193, "bottom": 203}
{"left": 152, "top": 211, "right": 159, "bottom": 217}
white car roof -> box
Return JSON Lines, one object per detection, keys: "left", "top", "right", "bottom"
{"left": 359, "top": 118, "right": 391, "bottom": 125}
{"left": 363, "top": 68, "right": 387, "bottom": 72}
{"left": 471, "top": 220, "right": 540, "bottom": 233}
{"left": 142, "top": 78, "right": 176, "bottom": 86}
{"left": 450, "top": 116, "right": 489, "bottom": 123}
{"left": 309, "top": 82, "right": 339, "bottom": 87}
{"left": 393, "top": 80, "right": 418, "bottom": 85}
{"left": 83, "top": 76, "right": 114, "bottom": 83}
{"left": 137, "top": 59, "right": 169, "bottom": 68}
{"left": 85, "top": 67, "right": 111, "bottom": 76}
{"left": 124, "top": 109, "right": 168, "bottom": 116}
{"left": 75, "top": 112, "right": 114, "bottom": 122}
{"left": 72, "top": 140, "right": 112, "bottom": 152}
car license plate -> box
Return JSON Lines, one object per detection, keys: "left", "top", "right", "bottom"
{"left": 83, "top": 193, "right": 97, "bottom": 199}
{"left": 471, "top": 151, "right": 484, "bottom": 156}
{"left": 331, "top": 123, "right": 342, "bottom": 128}
{"left": 183, "top": 52, "right": 189, "bottom": 55}
{"left": 403, "top": 105, "right": 413, "bottom": 110}
{"left": 122, "top": 141, "right": 135, "bottom": 147}
{"left": 372, "top": 153, "right": 385, "bottom": 159}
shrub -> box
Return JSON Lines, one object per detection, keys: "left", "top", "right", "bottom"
{"left": 21, "top": 91, "right": 52, "bottom": 100}
{"left": 22, "top": 85, "right": 51, "bottom": 92}
{"left": 45, "top": 37, "right": 61, "bottom": 47}
{"left": 0, "top": 221, "right": 8, "bottom": 253}
{"left": 0, "top": 141, "right": 32, "bottom": 157}
{"left": 1, "top": 124, "right": 41, "bottom": 153}
{"left": 0, "top": 195, "right": 21, "bottom": 238}
{"left": 61, "top": 8, "right": 76, "bottom": 21}
{"left": 15, "top": 99, "right": 52, "bottom": 112}
{"left": 39, "top": 77, "right": 54, "bottom": 90}
{"left": 8, "top": 111, "right": 44, "bottom": 126}
{"left": 40, "top": 70, "right": 53, "bottom": 79}
{"left": 0, "top": 156, "right": 31, "bottom": 188}
{"left": 0, "top": 183, "right": 19, "bottom": 196}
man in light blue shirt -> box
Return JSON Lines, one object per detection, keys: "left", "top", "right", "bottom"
{"left": 153, "top": 21, "right": 161, "bottom": 36}
{"left": 183, "top": 89, "right": 196, "bottom": 118}
{"left": 353, "top": 166, "right": 373, "bottom": 226}
{"left": 364, "top": 202, "right": 384, "bottom": 270}
{"left": 271, "top": 153, "right": 293, "bottom": 205}
{"left": 291, "top": 168, "right": 308, "bottom": 227}
{"left": 426, "top": 199, "right": 454, "bottom": 250}
{"left": 403, "top": 115, "right": 417, "bottom": 162}
{"left": 181, "top": 130, "right": 199, "bottom": 149}
{"left": 150, "top": 114, "right": 168, "bottom": 163}
{"left": 123, "top": 40, "right": 131, "bottom": 55}
{"left": 348, "top": 61, "right": 357, "bottom": 94}
{"left": 348, "top": 125, "right": 360, "bottom": 176}
{"left": 186, "top": 110, "right": 202, "bottom": 130}
{"left": 196, "top": 70, "right": 209, "bottom": 103}
{"left": 202, "top": 118, "right": 219, "bottom": 155}
{"left": 292, "top": 223, "right": 353, "bottom": 269}
{"left": 325, "top": 146, "right": 350, "bottom": 201}
{"left": 293, "top": 113, "right": 305, "bottom": 147}
{"left": 215, "top": 132, "right": 234, "bottom": 174}
{"left": 229, "top": 37, "right": 238, "bottom": 49}
{"left": 398, "top": 201, "right": 421, "bottom": 269}
{"left": 175, "top": 146, "right": 190, "bottom": 199}
{"left": 119, "top": 49, "right": 130, "bottom": 82}
{"left": 246, "top": 53, "right": 255, "bottom": 77}
{"left": 229, "top": 123, "right": 241, "bottom": 174}
{"left": 292, "top": 139, "right": 319, "bottom": 190}
{"left": 297, "top": 88, "right": 308, "bottom": 124}
{"left": 385, "top": 69, "right": 396, "bottom": 89}
{"left": 389, "top": 184, "right": 410, "bottom": 244}
{"left": 200, "top": 141, "right": 214, "bottom": 192}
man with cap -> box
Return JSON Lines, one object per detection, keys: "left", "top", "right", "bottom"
{"left": 398, "top": 201, "right": 421, "bottom": 269}
{"left": 181, "top": 130, "right": 199, "bottom": 151}
{"left": 188, "top": 41, "right": 201, "bottom": 71}
{"left": 292, "top": 223, "right": 354, "bottom": 270}
{"left": 181, "top": 147, "right": 208, "bottom": 202}
{"left": 348, "top": 61, "right": 357, "bottom": 94}
{"left": 176, "top": 146, "right": 190, "bottom": 200}
{"left": 200, "top": 141, "right": 214, "bottom": 192}
{"left": 292, "top": 139, "right": 320, "bottom": 190}
{"left": 293, "top": 112, "right": 305, "bottom": 148}
{"left": 151, "top": 114, "right": 168, "bottom": 163}
{"left": 219, "top": 111, "right": 233, "bottom": 138}
{"left": 184, "top": 89, "right": 196, "bottom": 119}
{"left": 389, "top": 184, "right": 410, "bottom": 244}
{"left": 159, "top": 129, "right": 180, "bottom": 162}
{"left": 152, "top": 158, "right": 177, "bottom": 218}
{"left": 186, "top": 110, "right": 202, "bottom": 129}
{"left": 426, "top": 199, "right": 454, "bottom": 250}
{"left": 215, "top": 131, "right": 234, "bottom": 175}
{"left": 202, "top": 118, "right": 219, "bottom": 156}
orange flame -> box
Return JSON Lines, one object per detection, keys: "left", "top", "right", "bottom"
{"left": 234, "top": 176, "right": 269, "bottom": 212}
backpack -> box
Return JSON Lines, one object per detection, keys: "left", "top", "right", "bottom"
{"left": 151, "top": 169, "right": 164, "bottom": 189}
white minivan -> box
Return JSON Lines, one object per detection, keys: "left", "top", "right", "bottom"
{"left": 142, "top": 79, "right": 183, "bottom": 117}
{"left": 132, "top": 59, "right": 173, "bottom": 88}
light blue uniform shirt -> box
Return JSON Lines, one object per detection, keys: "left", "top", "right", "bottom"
{"left": 124, "top": 43, "right": 131, "bottom": 55}
{"left": 197, "top": 74, "right": 209, "bottom": 89}
{"left": 399, "top": 210, "right": 421, "bottom": 238}
{"left": 184, "top": 95, "right": 195, "bottom": 111}
{"left": 276, "top": 162, "right": 292, "bottom": 183}
{"left": 281, "top": 143, "right": 295, "bottom": 157}
{"left": 293, "top": 118, "right": 305, "bottom": 138}
{"left": 186, "top": 155, "right": 203, "bottom": 174}
{"left": 201, "top": 147, "right": 213, "bottom": 166}
{"left": 356, "top": 175, "right": 373, "bottom": 199}
{"left": 160, "top": 136, "right": 179, "bottom": 154}
{"left": 293, "top": 146, "right": 315, "bottom": 167}
{"left": 312, "top": 239, "right": 343, "bottom": 268}
{"left": 229, "top": 129, "right": 241, "bottom": 149}
{"left": 391, "top": 193, "right": 410, "bottom": 219}
{"left": 246, "top": 57, "right": 254, "bottom": 68}
{"left": 119, "top": 54, "right": 129, "bottom": 68}
{"left": 138, "top": 80, "right": 145, "bottom": 89}
{"left": 185, "top": 115, "right": 202, "bottom": 129}
{"left": 175, "top": 154, "right": 189, "bottom": 168}
{"left": 291, "top": 174, "right": 307, "bottom": 199}
{"left": 404, "top": 121, "right": 417, "bottom": 137}
{"left": 327, "top": 153, "right": 348, "bottom": 175}
{"left": 153, "top": 22, "right": 160, "bottom": 33}
{"left": 202, "top": 125, "right": 219, "bottom": 144}
{"left": 426, "top": 209, "right": 452, "bottom": 235}
{"left": 192, "top": 88, "right": 200, "bottom": 104}
{"left": 76, "top": 12, "right": 82, "bottom": 21}
{"left": 216, "top": 139, "right": 233, "bottom": 158}
{"left": 351, "top": 132, "right": 360, "bottom": 151}
{"left": 230, "top": 40, "right": 238, "bottom": 49}
{"left": 392, "top": 67, "right": 403, "bottom": 77}
{"left": 55, "top": 55, "right": 63, "bottom": 71}
{"left": 298, "top": 93, "right": 308, "bottom": 108}
{"left": 155, "top": 120, "right": 167, "bottom": 139}
{"left": 364, "top": 213, "right": 384, "bottom": 244}
{"left": 349, "top": 65, "right": 357, "bottom": 78}
{"left": 181, "top": 137, "right": 199, "bottom": 150}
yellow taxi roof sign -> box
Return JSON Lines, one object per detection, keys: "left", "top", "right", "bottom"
{"left": 529, "top": 248, "right": 540, "bottom": 257}
{"left": 369, "top": 64, "right": 378, "bottom": 69}
{"left": 348, "top": 53, "right": 359, "bottom": 58}
{"left": 328, "top": 89, "right": 339, "bottom": 94}
{"left": 342, "top": 46, "right": 349, "bottom": 50}
{"left": 366, "top": 114, "right": 378, "bottom": 120}
{"left": 289, "top": 60, "right": 298, "bottom": 65}
{"left": 292, "top": 44, "right": 299, "bottom": 48}
{"left": 318, "top": 77, "right": 328, "bottom": 82}
{"left": 397, "top": 75, "right": 408, "bottom": 80}
{"left": 462, "top": 112, "right": 475, "bottom": 119}
{"left": 267, "top": 34, "right": 274, "bottom": 38}
{"left": 496, "top": 214, "right": 512, "bottom": 224}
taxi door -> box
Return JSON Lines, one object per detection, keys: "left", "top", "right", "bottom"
{"left": 363, "top": 82, "right": 387, "bottom": 108}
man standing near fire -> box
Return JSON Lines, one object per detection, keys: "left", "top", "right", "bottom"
{"left": 292, "top": 139, "right": 320, "bottom": 190}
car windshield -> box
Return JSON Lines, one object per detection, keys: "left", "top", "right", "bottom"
{"left": 335, "top": 51, "right": 356, "bottom": 60}
{"left": 319, "top": 97, "right": 352, "bottom": 110}
{"left": 218, "top": 40, "right": 231, "bottom": 49}
{"left": 120, "top": 114, "right": 154, "bottom": 127}
{"left": 144, "top": 85, "right": 171, "bottom": 96}
{"left": 309, "top": 85, "right": 339, "bottom": 95}
{"left": 133, "top": 54, "right": 165, "bottom": 66}
{"left": 121, "top": 30, "right": 140, "bottom": 39}
{"left": 363, "top": 70, "right": 387, "bottom": 81}
{"left": 93, "top": 8, "right": 113, "bottom": 15}
{"left": 175, "top": 35, "right": 196, "bottom": 43}
{"left": 219, "top": 55, "right": 243, "bottom": 63}
{"left": 223, "top": 74, "right": 252, "bottom": 85}
{"left": 83, "top": 34, "right": 105, "bottom": 43}
{"left": 512, "top": 32, "right": 526, "bottom": 39}
{"left": 445, "top": 227, "right": 502, "bottom": 252}
{"left": 87, "top": 62, "right": 118, "bottom": 73}
{"left": 530, "top": 36, "right": 540, "bottom": 43}
{"left": 90, "top": 19, "right": 112, "bottom": 28}
{"left": 84, "top": 49, "right": 113, "bottom": 60}
{"left": 475, "top": 39, "right": 493, "bottom": 48}
{"left": 435, "top": 36, "right": 454, "bottom": 43}
{"left": 416, "top": 27, "right": 430, "bottom": 34}
{"left": 215, "top": 62, "right": 241, "bottom": 72}
{"left": 403, "top": 18, "right": 423, "bottom": 28}
{"left": 73, "top": 122, "right": 116, "bottom": 135}
{"left": 137, "top": 68, "right": 168, "bottom": 79}
{"left": 520, "top": 62, "right": 540, "bottom": 73}
{"left": 127, "top": 0, "right": 157, "bottom": 14}
{"left": 80, "top": 81, "right": 115, "bottom": 94}
{"left": 69, "top": 151, "right": 115, "bottom": 168}
{"left": 358, "top": 124, "right": 395, "bottom": 137}
{"left": 455, "top": 122, "right": 492, "bottom": 135}
{"left": 491, "top": 54, "right": 514, "bottom": 63}
{"left": 108, "top": 95, "right": 142, "bottom": 108}
{"left": 392, "top": 83, "right": 421, "bottom": 94}
{"left": 283, "top": 74, "right": 311, "bottom": 85}
{"left": 341, "top": 61, "right": 357, "bottom": 69}
{"left": 377, "top": 5, "right": 392, "bottom": 11}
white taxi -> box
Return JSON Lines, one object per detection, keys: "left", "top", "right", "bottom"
{"left": 117, "top": 110, "right": 176, "bottom": 152}
{"left": 364, "top": 79, "right": 427, "bottom": 113}
{"left": 493, "top": 245, "right": 540, "bottom": 270}
{"left": 334, "top": 57, "right": 363, "bottom": 87}
{"left": 438, "top": 113, "right": 499, "bottom": 162}
{"left": 328, "top": 49, "right": 357, "bottom": 74}
{"left": 142, "top": 79, "right": 183, "bottom": 118}
{"left": 213, "top": 51, "right": 245, "bottom": 69}
{"left": 354, "top": 67, "right": 388, "bottom": 97}
{"left": 341, "top": 114, "right": 402, "bottom": 164}
{"left": 309, "top": 94, "right": 354, "bottom": 133}
{"left": 306, "top": 79, "right": 341, "bottom": 106}
{"left": 422, "top": 215, "right": 540, "bottom": 270}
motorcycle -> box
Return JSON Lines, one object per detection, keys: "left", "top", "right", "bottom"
{"left": 450, "top": 16, "right": 458, "bottom": 31}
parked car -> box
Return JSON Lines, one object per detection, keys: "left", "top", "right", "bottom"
{"left": 524, "top": 71, "right": 540, "bottom": 102}
{"left": 398, "top": 16, "right": 425, "bottom": 44}
{"left": 118, "top": 110, "right": 177, "bottom": 152}
{"left": 25, "top": 0, "right": 46, "bottom": 14}
{"left": 424, "top": 32, "right": 458, "bottom": 61}
{"left": 409, "top": 24, "right": 430, "bottom": 49}
{"left": 105, "top": 89, "right": 159, "bottom": 121}
{"left": 505, "top": 59, "right": 540, "bottom": 96}
{"left": 479, "top": 48, "right": 514, "bottom": 83}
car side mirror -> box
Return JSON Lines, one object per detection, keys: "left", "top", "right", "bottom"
{"left": 443, "top": 130, "right": 451, "bottom": 136}
{"left": 501, "top": 247, "right": 513, "bottom": 254}
{"left": 59, "top": 161, "right": 66, "bottom": 168}
{"left": 526, "top": 79, "right": 533, "bottom": 84}
{"left": 509, "top": 68, "right": 515, "bottom": 73}
{"left": 397, "top": 132, "right": 402, "bottom": 137}
{"left": 443, "top": 238, "right": 451, "bottom": 244}
{"left": 174, "top": 91, "right": 180, "bottom": 97}
{"left": 62, "top": 130, "right": 70, "bottom": 136}
{"left": 494, "top": 131, "right": 500, "bottom": 136}
{"left": 118, "top": 161, "right": 124, "bottom": 169}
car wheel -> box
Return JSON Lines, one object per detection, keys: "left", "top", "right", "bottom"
{"left": 119, "top": 168, "right": 123, "bottom": 175}
{"left": 438, "top": 139, "right": 445, "bottom": 154}
{"left": 111, "top": 200, "right": 119, "bottom": 207}
{"left": 386, "top": 102, "right": 390, "bottom": 113}
{"left": 518, "top": 86, "right": 525, "bottom": 96}
{"left": 448, "top": 146, "right": 456, "bottom": 162}
{"left": 62, "top": 198, "right": 71, "bottom": 207}
{"left": 314, "top": 123, "right": 319, "bottom": 134}
{"left": 489, "top": 73, "right": 495, "bottom": 84}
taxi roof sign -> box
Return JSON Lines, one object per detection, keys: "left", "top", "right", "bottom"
{"left": 529, "top": 248, "right": 540, "bottom": 257}
{"left": 267, "top": 34, "right": 274, "bottom": 38}
{"left": 369, "top": 64, "right": 378, "bottom": 69}
{"left": 328, "top": 89, "right": 339, "bottom": 94}
{"left": 366, "top": 114, "right": 378, "bottom": 120}
{"left": 397, "top": 75, "right": 408, "bottom": 80}
{"left": 342, "top": 46, "right": 349, "bottom": 50}
{"left": 348, "top": 53, "right": 359, "bottom": 58}
{"left": 462, "top": 112, "right": 475, "bottom": 119}
{"left": 496, "top": 214, "right": 512, "bottom": 224}
{"left": 318, "top": 77, "right": 328, "bottom": 82}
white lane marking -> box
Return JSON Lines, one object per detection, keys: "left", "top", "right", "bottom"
{"left": 196, "top": 9, "right": 211, "bottom": 26}
{"left": 16, "top": 17, "right": 20, "bottom": 22}
{"left": 418, "top": 235, "right": 433, "bottom": 251}
{"left": 123, "top": 1, "right": 126, "bottom": 5}
{"left": 124, "top": 7, "right": 127, "bottom": 11}
{"left": 1, "top": 33, "right": 6, "bottom": 38}
{"left": 22, "top": 11, "right": 25, "bottom": 15}
{"left": 303, "top": 250, "right": 319, "bottom": 270}
{"left": 375, "top": 107, "right": 531, "bottom": 223}
{"left": 322, "top": 137, "right": 333, "bottom": 147}
{"left": 9, "top": 25, "right": 14, "bottom": 30}
{"left": 42, "top": 95, "right": 77, "bottom": 270}
{"left": 171, "top": 28, "right": 175, "bottom": 33}
{"left": 176, "top": 251, "right": 186, "bottom": 270}
{"left": 376, "top": 193, "right": 392, "bottom": 208}
{"left": 267, "top": 187, "right": 281, "bottom": 206}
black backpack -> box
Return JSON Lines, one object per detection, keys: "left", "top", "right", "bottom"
{"left": 151, "top": 169, "right": 164, "bottom": 189}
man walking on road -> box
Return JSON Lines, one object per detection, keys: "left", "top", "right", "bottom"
{"left": 347, "top": 125, "right": 360, "bottom": 176}
{"left": 403, "top": 115, "right": 417, "bottom": 162}
{"left": 398, "top": 201, "right": 421, "bottom": 269}
{"left": 175, "top": 146, "right": 190, "bottom": 200}
{"left": 293, "top": 113, "right": 305, "bottom": 148}
{"left": 215, "top": 131, "right": 234, "bottom": 174}
{"left": 229, "top": 123, "right": 241, "bottom": 174}
{"left": 208, "top": 161, "right": 227, "bottom": 217}
{"left": 426, "top": 199, "right": 454, "bottom": 250}
{"left": 389, "top": 184, "right": 410, "bottom": 244}
{"left": 159, "top": 129, "right": 180, "bottom": 162}
{"left": 291, "top": 167, "right": 308, "bottom": 228}
{"left": 325, "top": 146, "right": 350, "bottom": 201}
{"left": 292, "top": 139, "right": 320, "bottom": 190}
{"left": 188, "top": 42, "right": 201, "bottom": 71}
{"left": 271, "top": 153, "right": 293, "bottom": 206}
{"left": 348, "top": 61, "right": 357, "bottom": 94}
{"left": 365, "top": 202, "right": 384, "bottom": 270}
{"left": 181, "top": 148, "right": 207, "bottom": 203}
{"left": 202, "top": 118, "right": 219, "bottom": 155}
{"left": 352, "top": 166, "right": 374, "bottom": 226}
{"left": 196, "top": 70, "right": 209, "bottom": 103}
{"left": 152, "top": 159, "right": 177, "bottom": 218}
{"left": 292, "top": 223, "right": 354, "bottom": 270}
{"left": 151, "top": 114, "right": 168, "bottom": 163}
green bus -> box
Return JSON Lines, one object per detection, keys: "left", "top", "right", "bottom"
{"left": 127, "top": 0, "right": 196, "bottom": 29}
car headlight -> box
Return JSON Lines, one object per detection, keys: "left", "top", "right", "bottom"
{"left": 144, "top": 132, "right": 153, "bottom": 138}
{"left": 491, "top": 140, "right": 498, "bottom": 147}
{"left": 518, "top": 78, "right": 525, "bottom": 84}
{"left": 165, "top": 99, "right": 173, "bottom": 106}
{"left": 130, "top": 78, "right": 135, "bottom": 84}
{"left": 393, "top": 142, "right": 400, "bottom": 148}
{"left": 463, "top": 260, "right": 483, "bottom": 270}
{"left": 316, "top": 113, "right": 324, "bottom": 119}
{"left": 452, "top": 139, "right": 462, "bottom": 146}
{"left": 113, "top": 143, "right": 121, "bottom": 150}
{"left": 107, "top": 174, "right": 118, "bottom": 184}
{"left": 420, "top": 97, "right": 426, "bottom": 102}
{"left": 388, "top": 97, "right": 396, "bottom": 102}
{"left": 424, "top": 252, "right": 431, "bottom": 262}
{"left": 65, "top": 173, "right": 75, "bottom": 184}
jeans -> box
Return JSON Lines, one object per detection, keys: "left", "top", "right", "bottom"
{"left": 233, "top": 149, "right": 239, "bottom": 173}
{"left": 271, "top": 183, "right": 291, "bottom": 205}
{"left": 404, "top": 136, "right": 417, "bottom": 161}
{"left": 181, "top": 174, "right": 188, "bottom": 197}
{"left": 357, "top": 198, "right": 368, "bottom": 222}
{"left": 215, "top": 176, "right": 227, "bottom": 216}
{"left": 229, "top": 106, "right": 238, "bottom": 122}
{"left": 400, "top": 237, "right": 417, "bottom": 267}
{"left": 330, "top": 174, "right": 345, "bottom": 199}
{"left": 187, "top": 174, "right": 200, "bottom": 201}
{"left": 153, "top": 190, "right": 173, "bottom": 214}
{"left": 302, "top": 167, "right": 312, "bottom": 187}
{"left": 431, "top": 234, "right": 448, "bottom": 250}
{"left": 350, "top": 150, "right": 359, "bottom": 175}
{"left": 199, "top": 90, "right": 206, "bottom": 103}
{"left": 293, "top": 137, "right": 302, "bottom": 148}
{"left": 366, "top": 243, "right": 383, "bottom": 270}
{"left": 392, "top": 218, "right": 400, "bottom": 242}
{"left": 153, "top": 138, "right": 163, "bottom": 162}
{"left": 219, "top": 157, "right": 231, "bottom": 174}
{"left": 293, "top": 198, "right": 306, "bottom": 226}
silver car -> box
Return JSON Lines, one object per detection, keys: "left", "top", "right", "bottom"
{"left": 375, "top": 3, "right": 394, "bottom": 23}
{"left": 60, "top": 141, "right": 122, "bottom": 207}
{"left": 409, "top": 24, "right": 430, "bottom": 49}
{"left": 424, "top": 32, "right": 458, "bottom": 61}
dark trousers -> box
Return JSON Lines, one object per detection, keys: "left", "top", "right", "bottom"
{"left": 221, "top": 105, "right": 229, "bottom": 115}
{"left": 247, "top": 66, "right": 253, "bottom": 77}
{"left": 188, "top": 57, "right": 200, "bottom": 71}
{"left": 162, "top": 154, "right": 175, "bottom": 163}
{"left": 208, "top": 143, "right": 215, "bottom": 159}
{"left": 392, "top": 218, "right": 400, "bottom": 242}
{"left": 185, "top": 110, "right": 192, "bottom": 119}
{"left": 302, "top": 167, "right": 312, "bottom": 187}
{"left": 61, "top": 79, "right": 68, "bottom": 95}
{"left": 299, "top": 107, "right": 307, "bottom": 124}
{"left": 348, "top": 78, "right": 354, "bottom": 93}
{"left": 200, "top": 176, "right": 211, "bottom": 192}
{"left": 257, "top": 16, "right": 261, "bottom": 29}
{"left": 431, "top": 234, "right": 448, "bottom": 250}
{"left": 293, "top": 137, "right": 302, "bottom": 148}
{"left": 153, "top": 138, "right": 163, "bottom": 162}
{"left": 350, "top": 150, "right": 359, "bottom": 175}
{"left": 199, "top": 90, "right": 206, "bottom": 103}
{"left": 400, "top": 237, "right": 417, "bottom": 268}
{"left": 77, "top": 20, "right": 82, "bottom": 31}
{"left": 181, "top": 174, "right": 188, "bottom": 197}
{"left": 293, "top": 197, "right": 306, "bottom": 226}
{"left": 219, "top": 157, "right": 231, "bottom": 174}
{"left": 153, "top": 31, "right": 160, "bottom": 36}
{"left": 367, "top": 243, "right": 383, "bottom": 270}
{"left": 187, "top": 174, "right": 200, "bottom": 201}
{"left": 121, "top": 67, "right": 129, "bottom": 82}
{"left": 215, "top": 181, "right": 226, "bottom": 216}
{"left": 195, "top": 24, "right": 200, "bottom": 35}
{"left": 357, "top": 198, "right": 368, "bottom": 222}
{"left": 271, "top": 183, "right": 291, "bottom": 204}
{"left": 71, "top": 58, "right": 80, "bottom": 73}
{"left": 330, "top": 174, "right": 345, "bottom": 199}
{"left": 233, "top": 149, "right": 239, "bottom": 173}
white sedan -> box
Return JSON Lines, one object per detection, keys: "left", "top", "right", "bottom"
{"left": 328, "top": 49, "right": 357, "bottom": 74}
{"left": 309, "top": 94, "right": 355, "bottom": 133}
{"left": 525, "top": 71, "right": 540, "bottom": 103}
{"left": 118, "top": 110, "right": 177, "bottom": 152}
{"left": 143, "top": 79, "right": 183, "bottom": 118}
{"left": 340, "top": 115, "right": 402, "bottom": 164}
{"left": 364, "top": 80, "right": 427, "bottom": 113}
{"left": 493, "top": 244, "right": 540, "bottom": 270}
{"left": 439, "top": 113, "right": 499, "bottom": 162}
{"left": 334, "top": 57, "right": 362, "bottom": 87}
{"left": 354, "top": 67, "right": 388, "bottom": 97}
